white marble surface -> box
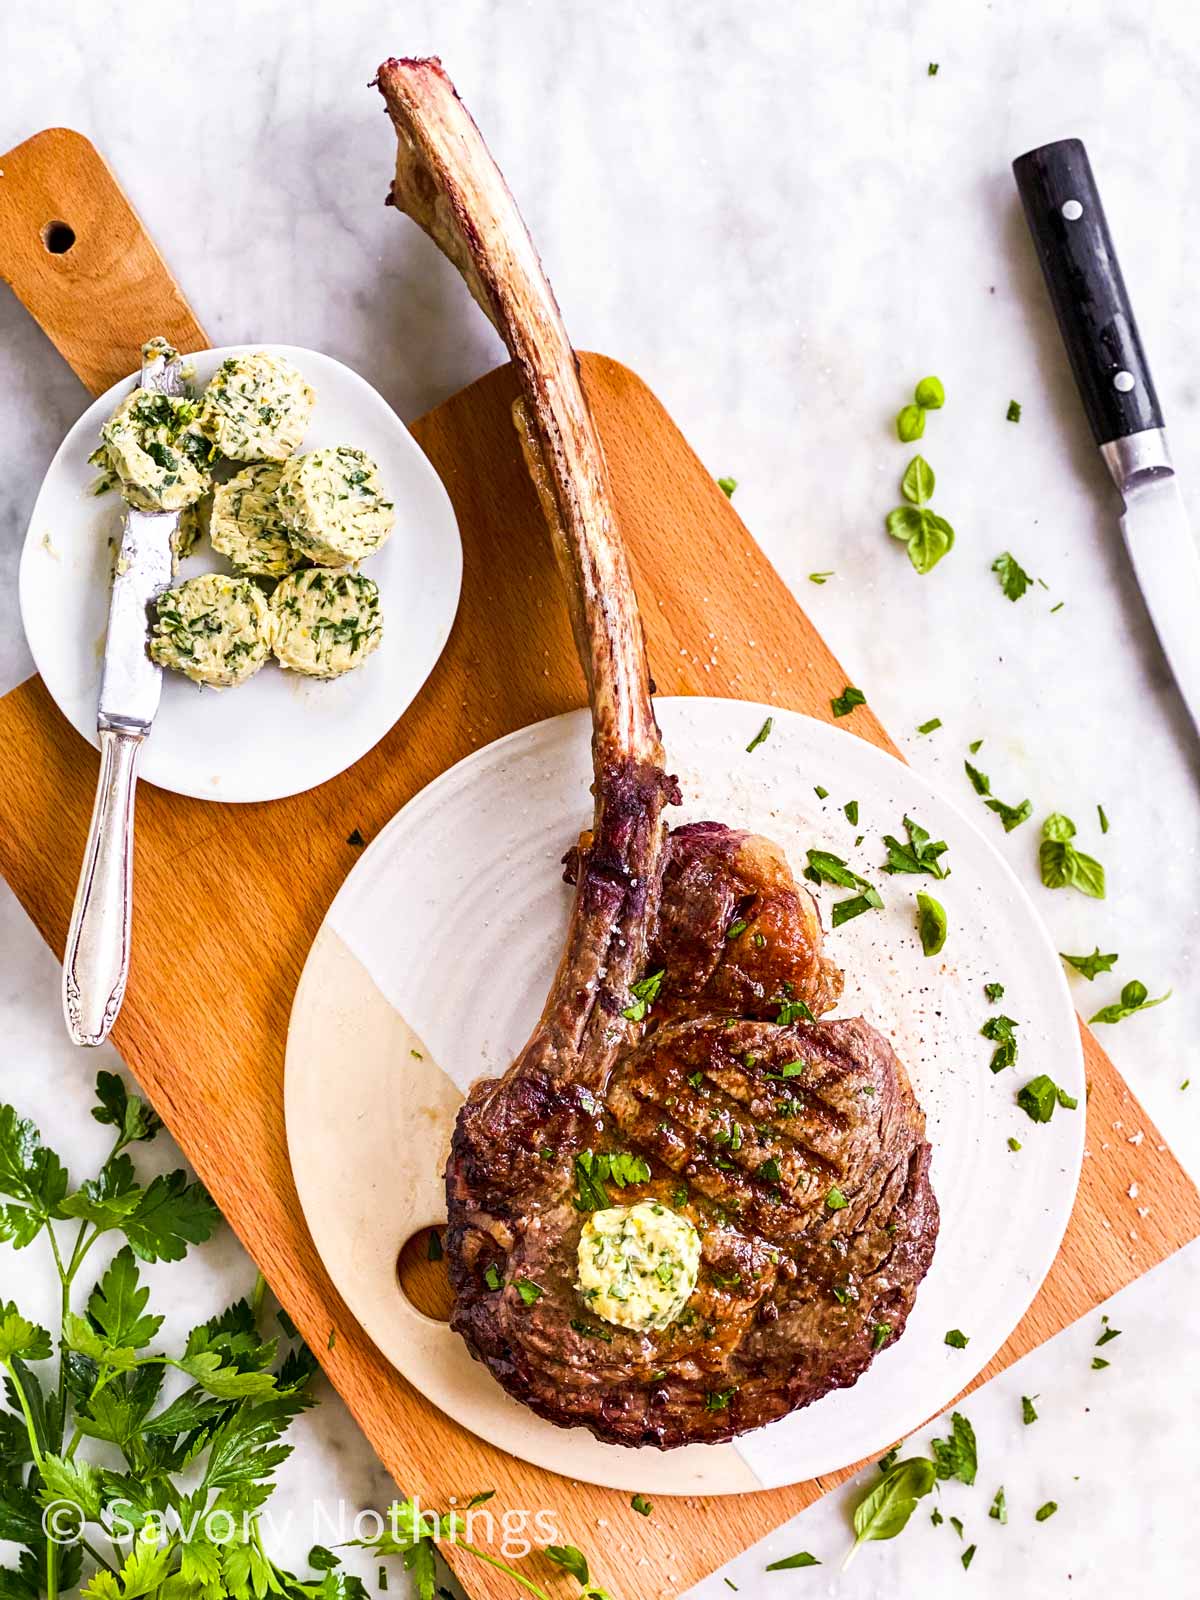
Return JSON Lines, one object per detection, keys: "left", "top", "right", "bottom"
{"left": 2, "top": 1, "right": 1199, "bottom": 1596}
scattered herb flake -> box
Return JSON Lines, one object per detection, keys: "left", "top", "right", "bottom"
{"left": 881, "top": 813, "right": 949, "bottom": 878}
{"left": 1006, "top": 399, "right": 1022, "bottom": 422}
{"left": 1022, "top": 1395, "right": 1038, "bottom": 1424}
{"left": 1098, "top": 803, "right": 1109, "bottom": 834}
{"left": 989, "top": 1487, "right": 1007, "bottom": 1523}
{"left": 1007, "top": 1137, "right": 1022, "bottom": 1152}
{"left": 962, "top": 1544, "right": 976, "bottom": 1570}
{"left": 826, "top": 1186, "right": 848, "bottom": 1210}
{"left": 992, "top": 551, "right": 1033, "bottom": 601}
{"left": 515, "top": 1279, "right": 543, "bottom": 1306}
{"left": 809, "top": 570, "right": 834, "bottom": 585}
{"left": 944, "top": 1328, "right": 969, "bottom": 1348}
{"left": 765, "top": 1551, "right": 821, "bottom": 1570}
{"left": 917, "top": 717, "right": 942, "bottom": 734}
{"left": 832, "top": 685, "right": 867, "bottom": 718}
{"left": 1035, "top": 1501, "right": 1058, "bottom": 1522}
{"left": 717, "top": 475, "right": 738, "bottom": 497}
{"left": 844, "top": 799, "right": 860, "bottom": 826}
{"left": 631, "top": 1493, "right": 653, "bottom": 1516}
{"left": 746, "top": 715, "right": 773, "bottom": 753}
{"left": 917, "top": 890, "right": 947, "bottom": 957}
{"left": 1061, "top": 947, "right": 1118, "bottom": 981}
{"left": 985, "top": 981, "right": 1005, "bottom": 1002}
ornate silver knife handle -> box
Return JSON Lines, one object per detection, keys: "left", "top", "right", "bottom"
{"left": 62, "top": 725, "right": 144, "bottom": 1046}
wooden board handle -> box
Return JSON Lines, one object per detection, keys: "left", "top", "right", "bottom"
{"left": 0, "top": 126, "right": 207, "bottom": 396}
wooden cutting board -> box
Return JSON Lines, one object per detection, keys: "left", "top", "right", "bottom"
{"left": 3, "top": 128, "right": 1199, "bottom": 1599}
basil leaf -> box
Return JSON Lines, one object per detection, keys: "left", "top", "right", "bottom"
{"left": 1089, "top": 980, "right": 1171, "bottom": 1025}
{"left": 916, "top": 891, "right": 947, "bottom": 957}
{"left": 915, "top": 376, "right": 945, "bottom": 409}
{"left": 1043, "top": 812, "right": 1076, "bottom": 842}
{"left": 1060, "top": 948, "right": 1118, "bottom": 981}
{"left": 992, "top": 551, "right": 1033, "bottom": 601}
{"left": 832, "top": 888, "right": 883, "bottom": 927}
{"left": 896, "top": 403, "right": 926, "bottom": 443}
{"left": 909, "top": 509, "right": 955, "bottom": 574}
{"left": 765, "top": 1552, "right": 820, "bottom": 1570}
{"left": 901, "top": 455, "right": 935, "bottom": 505}
{"left": 1039, "top": 813, "right": 1105, "bottom": 898}
{"left": 805, "top": 849, "right": 870, "bottom": 890}
{"left": 964, "top": 761, "right": 991, "bottom": 795}
{"left": 845, "top": 1456, "right": 937, "bottom": 1567}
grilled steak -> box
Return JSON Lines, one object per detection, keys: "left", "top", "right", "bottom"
{"left": 377, "top": 57, "right": 938, "bottom": 1449}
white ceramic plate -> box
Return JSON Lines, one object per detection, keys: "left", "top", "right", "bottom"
{"left": 285, "top": 697, "right": 1085, "bottom": 1494}
{"left": 18, "top": 345, "right": 462, "bottom": 803}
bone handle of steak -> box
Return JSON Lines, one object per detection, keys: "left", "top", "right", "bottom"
{"left": 375, "top": 56, "right": 658, "bottom": 773}
{"left": 376, "top": 56, "right": 672, "bottom": 1062}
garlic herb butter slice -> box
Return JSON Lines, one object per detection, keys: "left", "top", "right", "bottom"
{"left": 149, "top": 573, "right": 273, "bottom": 688}
{"left": 210, "top": 463, "right": 303, "bottom": 577}
{"left": 270, "top": 568, "right": 383, "bottom": 679}
{"left": 197, "top": 351, "right": 315, "bottom": 462}
{"left": 277, "top": 446, "right": 396, "bottom": 565}
{"left": 575, "top": 1201, "right": 700, "bottom": 1332}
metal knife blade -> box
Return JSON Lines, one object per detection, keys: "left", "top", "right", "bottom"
{"left": 1118, "top": 471, "right": 1200, "bottom": 728}
{"left": 1014, "top": 139, "right": 1200, "bottom": 735}
{"left": 96, "top": 341, "right": 184, "bottom": 732}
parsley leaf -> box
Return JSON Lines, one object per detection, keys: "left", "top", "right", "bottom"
{"left": 831, "top": 685, "right": 866, "bottom": 718}
{"left": 622, "top": 967, "right": 665, "bottom": 1022}
{"left": 992, "top": 551, "right": 1033, "bottom": 601}
{"left": 1060, "top": 947, "right": 1118, "bottom": 981}
{"left": 929, "top": 1411, "right": 976, "bottom": 1483}
{"left": 981, "top": 1013, "right": 1019, "bottom": 1073}
{"left": 1089, "top": 980, "right": 1171, "bottom": 1025}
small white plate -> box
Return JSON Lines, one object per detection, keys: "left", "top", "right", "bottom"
{"left": 18, "top": 345, "right": 462, "bottom": 803}
{"left": 285, "top": 698, "right": 1085, "bottom": 1494}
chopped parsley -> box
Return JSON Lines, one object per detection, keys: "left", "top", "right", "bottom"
{"left": 483, "top": 1264, "right": 501, "bottom": 1291}
{"left": 776, "top": 997, "right": 816, "bottom": 1025}
{"left": 814, "top": 785, "right": 829, "bottom": 799}
{"left": 1098, "top": 802, "right": 1110, "bottom": 834}
{"left": 872, "top": 1321, "right": 892, "bottom": 1350}
{"left": 704, "top": 1387, "right": 736, "bottom": 1411}
{"left": 992, "top": 551, "right": 1033, "bottom": 601}
{"left": 981, "top": 1013, "right": 1019, "bottom": 1073}
{"left": 809, "top": 570, "right": 834, "bottom": 584}
{"left": 1060, "top": 947, "right": 1118, "bottom": 981}
{"left": 963, "top": 760, "right": 1032, "bottom": 831}
{"left": 515, "top": 1279, "right": 543, "bottom": 1306}
{"left": 1007, "top": 1137, "right": 1022, "bottom": 1152}
{"left": 631, "top": 1493, "right": 653, "bottom": 1516}
{"left": 1035, "top": 1501, "right": 1058, "bottom": 1522}
{"left": 1016, "top": 1074, "right": 1077, "bottom": 1122}
{"left": 844, "top": 799, "right": 860, "bottom": 825}
{"left": 917, "top": 717, "right": 942, "bottom": 734}
{"left": 985, "top": 981, "right": 1005, "bottom": 1001}
{"left": 622, "top": 967, "right": 665, "bottom": 1021}
{"left": 944, "top": 1328, "right": 969, "bottom": 1348}
{"left": 930, "top": 1411, "right": 977, "bottom": 1482}
{"left": 746, "top": 716, "right": 773, "bottom": 752}
{"left": 989, "top": 1487, "right": 1008, "bottom": 1523}
{"left": 717, "top": 475, "right": 738, "bottom": 497}
{"left": 1006, "top": 399, "right": 1022, "bottom": 422}
{"left": 1022, "top": 1395, "right": 1038, "bottom": 1424}
{"left": 765, "top": 1552, "right": 820, "bottom": 1570}
{"left": 831, "top": 684, "right": 867, "bottom": 718}
{"left": 573, "top": 1150, "right": 651, "bottom": 1210}
{"left": 826, "top": 1186, "right": 848, "bottom": 1210}
{"left": 1092, "top": 1356, "right": 1110, "bottom": 1370}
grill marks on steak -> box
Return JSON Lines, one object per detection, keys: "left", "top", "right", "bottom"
{"left": 377, "top": 56, "right": 938, "bottom": 1450}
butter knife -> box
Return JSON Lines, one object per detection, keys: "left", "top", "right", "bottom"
{"left": 62, "top": 342, "right": 183, "bottom": 1046}
{"left": 1014, "top": 138, "right": 1200, "bottom": 734}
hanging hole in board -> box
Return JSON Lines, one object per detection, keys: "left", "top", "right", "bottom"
{"left": 41, "top": 220, "right": 76, "bottom": 254}
{"left": 396, "top": 1224, "right": 454, "bottom": 1321}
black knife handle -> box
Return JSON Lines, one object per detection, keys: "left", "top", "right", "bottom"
{"left": 1013, "top": 138, "right": 1163, "bottom": 445}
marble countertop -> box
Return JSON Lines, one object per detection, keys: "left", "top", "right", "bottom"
{"left": 2, "top": 1, "right": 1198, "bottom": 1595}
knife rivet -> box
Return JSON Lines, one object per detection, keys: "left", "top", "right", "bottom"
{"left": 1061, "top": 198, "right": 1083, "bottom": 221}
{"left": 1113, "top": 370, "right": 1136, "bottom": 393}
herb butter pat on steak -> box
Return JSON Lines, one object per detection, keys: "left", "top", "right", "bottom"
{"left": 270, "top": 568, "right": 383, "bottom": 678}
{"left": 277, "top": 446, "right": 396, "bottom": 565}
{"left": 197, "top": 351, "right": 315, "bottom": 461}
{"left": 575, "top": 1202, "right": 702, "bottom": 1331}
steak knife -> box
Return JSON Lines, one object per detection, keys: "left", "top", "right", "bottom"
{"left": 1014, "top": 138, "right": 1200, "bottom": 733}
{"left": 62, "top": 342, "right": 182, "bottom": 1046}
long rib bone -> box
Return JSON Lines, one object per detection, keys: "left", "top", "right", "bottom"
{"left": 376, "top": 56, "right": 676, "bottom": 1082}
